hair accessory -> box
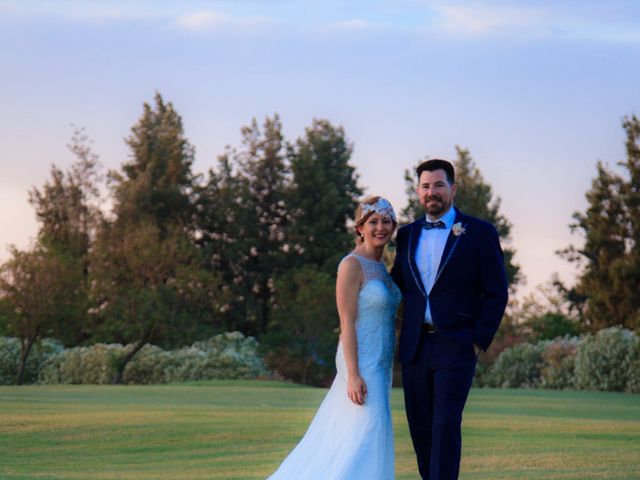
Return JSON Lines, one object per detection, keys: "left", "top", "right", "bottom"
{"left": 360, "top": 198, "right": 397, "bottom": 222}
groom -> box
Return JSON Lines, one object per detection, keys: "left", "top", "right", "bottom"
{"left": 391, "top": 159, "right": 508, "bottom": 479}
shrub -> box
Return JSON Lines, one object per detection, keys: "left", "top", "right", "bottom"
{"left": 573, "top": 327, "right": 635, "bottom": 392}
{"left": 473, "top": 333, "right": 524, "bottom": 387}
{"left": 0, "top": 337, "right": 63, "bottom": 385}
{"left": 38, "top": 331, "right": 268, "bottom": 385}
{"left": 39, "top": 343, "right": 130, "bottom": 384}
{"left": 163, "top": 332, "right": 268, "bottom": 383}
{"left": 539, "top": 337, "right": 579, "bottom": 389}
{"left": 122, "top": 345, "right": 168, "bottom": 384}
{"left": 485, "top": 342, "right": 545, "bottom": 388}
{"left": 0, "top": 337, "right": 21, "bottom": 385}
{"left": 626, "top": 336, "right": 640, "bottom": 394}
{"left": 0, "top": 337, "right": 24, "bottom": 385}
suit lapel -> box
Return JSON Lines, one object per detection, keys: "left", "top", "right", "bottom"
{"left": 407, "top": 220, "right": 427, "bottom": 297}
{"left": 433, "top": 209, "right": 465, "bottom": 287}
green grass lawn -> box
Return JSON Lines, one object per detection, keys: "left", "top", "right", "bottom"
{"left": 1, "top": 381, "right": 639, "bottom": 479}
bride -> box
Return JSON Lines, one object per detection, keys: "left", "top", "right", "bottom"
{"left": 267, "top": 196, "right": 401, "bottom": 480}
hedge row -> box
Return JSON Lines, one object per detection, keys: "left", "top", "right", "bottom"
{"left": 2, "top": 328, "right": 639, "bottom": 392}
{"left": 479, "top": 327, "right": 640, "bottom": 393}
{"left": 0, "top": 332, "right": 269, "bottom": 385}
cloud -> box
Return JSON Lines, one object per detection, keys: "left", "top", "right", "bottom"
{"left": 0, "top": 1, "right": 162, "bottom": 23}
{"left": 175, "top": 10, "right": 270, "bottom": 32}
{"left": 431, "top": 3, "right": 550, "bottom": 36}
{"left": 176, "top": 11, "right": 230, "bottom": 30}
{"left": 423, "top": 1, "right": 640, "bottom": 42}
{"left": 0, "top": 2, "right": 270, "bottom": 32}
{"left": 68, "top": 10, "right": 157, "bottom": 22}
{"left": 329, "top": 19, "right": 374, "bottom": 30}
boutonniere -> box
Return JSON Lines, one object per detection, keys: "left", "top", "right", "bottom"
{"left": 452, "top": 222, "right": 466, "bottom": 236}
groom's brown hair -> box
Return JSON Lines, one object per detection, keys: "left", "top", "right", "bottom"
{"left": 416, "top": 159, "right": 455, "bottom": 185}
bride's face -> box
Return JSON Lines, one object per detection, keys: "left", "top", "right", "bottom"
{"left": 358, "top": 213, "right": 395, "bottom": 248}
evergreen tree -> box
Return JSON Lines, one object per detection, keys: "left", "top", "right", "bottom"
{"left": 211, "top": 115, "right": 290, "bottom": 335}
{"left": 29, "top": 127, "right": 102, "bottom": 258}
{"left": 90, "top": 93, "right": 212, "bottom": 381}
{"left": 402, "top": 147, "right": 521, "bottom": 288}
{"left": 562, "top": 115, "right": 640, "bottom": 330}
{"left": 619, "top": 115, "right": 640, "bottom": 328}
{"left": 26, "top": 127, "right": 102, "bottom": 344}
{"left": 110, "top": 92, "right": 196, "bottom": 230}
{"left": 287, "top": 119, "right": 362, "bottom": 271}
{"left": 401, "top": 165, "right": 423, "bottom": 223}
{"left": 251, "top": 119, "right": 362, "bottom": 384}
{"left": 195, "top": 154, "right": 254, "bottom": 332}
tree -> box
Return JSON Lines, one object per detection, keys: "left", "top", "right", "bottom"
{"left": 526, "top": 312, "right": 583, "bottom": 341}
{"left": 262, "top": 267, "right": 338, "bottom": 386}
{"left": 195, "top": 154, "right": 254, "bottom": 333}
{"left": 287, "top": 119, "right": 363, "bottom": 271}
{"left": 89, "top": 221, "right": 221, "bottom": 383}
{"left": 513, "top": 279, "right": 584, "bottom": 341}
{"left": 110, "top": 92, "right": 196, "bottom": 230}
{"left": 402, "top": 147, "right": 522, "bottom": 288}
{"left": 401, "top": 165, "right": 423, "bottom": 223}
{"left": 90, "top": 93, "right": 213, "bottom": 382}
{"left": 561, "top": 115, "right": 640, "bottom": 330}
{"left": 618, "top": 115, "right": 640, "bottom": 328}
{"left": 0, "top": 246, "right": 82, "bottom": 384}
{"left": 27, "top": 127, "right": 103, "bottom": 344}
{"left": 196, "top": 116, "right": 290, "bottom": 335}
{"left": 29, "top": 126, "right": 102, "bottom": 258}
{"left": 235, "top": 115, "right": 290, "bottom": 334}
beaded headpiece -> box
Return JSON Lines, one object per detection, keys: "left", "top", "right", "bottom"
{"left": 359, "top": 198, "right": 397, "bottom": 223}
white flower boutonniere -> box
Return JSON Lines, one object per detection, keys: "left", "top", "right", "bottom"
{"left": 452, "top": 222, "right": 466, "bottom": 236}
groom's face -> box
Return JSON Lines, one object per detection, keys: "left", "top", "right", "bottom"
{"left": 417, "top": 169, "right": 456, "bottom": 218}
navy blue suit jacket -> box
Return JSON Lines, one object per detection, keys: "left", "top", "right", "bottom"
{"left": 391, "top": 208, "right": 508, "bottom": 364}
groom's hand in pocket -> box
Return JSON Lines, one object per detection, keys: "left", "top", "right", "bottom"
{"left": 348, "top": 374, "right": 367, "bottom": 405}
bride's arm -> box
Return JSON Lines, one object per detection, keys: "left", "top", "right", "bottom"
{"left": 336, "top": 256, "right": 366, "bottom": 405}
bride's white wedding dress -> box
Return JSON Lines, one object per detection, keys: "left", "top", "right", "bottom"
{"left": 267, "top": 253, "right": 401, "bottom": 480}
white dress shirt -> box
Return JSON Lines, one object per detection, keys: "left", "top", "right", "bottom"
{"left": 415, "top": 206, "right": 456, "bottom": 324}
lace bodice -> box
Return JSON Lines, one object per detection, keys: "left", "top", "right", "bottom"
{"left": 337, "top": 253, "right": 401, "bottom": 376}
{"left": 350, "top": 253, "right": 398, "bottom": 290}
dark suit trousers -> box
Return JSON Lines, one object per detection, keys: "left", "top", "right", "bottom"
{"left": 402, "top": 329, "right": 477, "bottom": 480}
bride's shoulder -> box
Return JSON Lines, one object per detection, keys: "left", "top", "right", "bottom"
{"left": 337, "top": 254, "right": 364, "bottom": 288}
{"left": 337, "top": 253, "right": 363, "bottom": 275}
{"left": 338, "top": 253, "right": 360, "bottom": 268}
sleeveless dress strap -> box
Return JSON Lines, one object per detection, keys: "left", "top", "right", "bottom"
{"left": 343, "top": 253, "right": 386, "bottom": 284}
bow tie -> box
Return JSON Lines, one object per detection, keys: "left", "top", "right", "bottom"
{"left": 422, "top": 220, "right": 446, "bottom": 230}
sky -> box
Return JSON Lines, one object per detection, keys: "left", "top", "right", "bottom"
{"left": 1, "top": 0, "right": 639, "bottom": 297}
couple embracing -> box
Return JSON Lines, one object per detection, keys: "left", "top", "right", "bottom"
{"left": 267, "top": 159, "right": 509, "bottom": 480}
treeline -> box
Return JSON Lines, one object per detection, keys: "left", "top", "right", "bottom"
{"left": 0, "top": 93, "right": 520, "bottom": 386}
{"left": 0, "top": 92, "right": 638, "bottom": 388}
{"left": 0, "top": 93, "right": 363, "bottom": 385}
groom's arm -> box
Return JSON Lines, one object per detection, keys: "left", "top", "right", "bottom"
{"left": 474, "top": 224, "right": 509, "bottom": 351}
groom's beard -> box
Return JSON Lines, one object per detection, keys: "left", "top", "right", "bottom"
{"left": 423, "top": 194, "right": 451, "bottom": 218}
